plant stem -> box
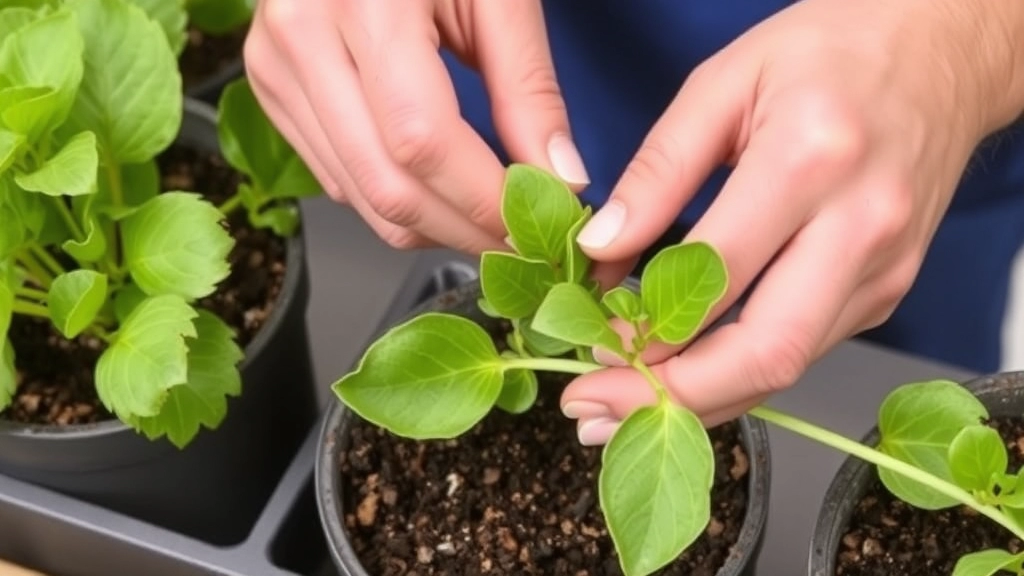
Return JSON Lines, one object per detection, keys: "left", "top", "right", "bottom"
{"left": 218, "top": 194, "right": 243, "bottom": 216}
{"left": 103, "top": 156, "right": 123, "bottom": 269}
{"left": 50, "top": 196, "right": 84, "bottom": 242}
{"left": 14, "top": 286, "right": 48, "bottom": 302}
{"left": 15, "top": 249, "right": 53, "bottom": 289}
{"left": 12, "top": 299, "right": 48, "bottom": 319}
{"left": 749, "top": 405, "right": 1024, "bottom": 541}
{"left": 631, "top": 359, "right": 668, "bottom": 402}
{"left": 502, "top": 357, "right": 602, "bottom": 376}
{"left": 29, "top": 244, "right": 65, "bottom": 278}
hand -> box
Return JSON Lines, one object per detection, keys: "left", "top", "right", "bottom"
{"left": 244, "top": 0, "right": 589, "bottom": 254}
{"left": 560, "top": 0, "right": 1024, "bottom": 445}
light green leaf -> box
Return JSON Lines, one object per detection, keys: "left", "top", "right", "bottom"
{"left": 495, "top": 368, "right": 537, "bottom": 414}
{"left": 48, "top": 269, "right": 107, "bottom": 338}
{"left": 132, "top": 310, "right": 242, "bottom": 448}
{"left": 0, "top": 177, "right": 44, "bottom": 245}
{"left": 121, "top": 192, "right": 233, "bottom": 299}
{"left": 218, "top": 78, "right": 319, "bottom": 199}
{"left": 952, "top": 549, "right": 1023, "bottom": 576}
{"left": 0, "top": 129, "right": 24, "bottom": 172}
{"left": 14, "top": 131, "right": 97, "bottom": 196}
{"left": 0, "top": 337, "right": 14, "bottom": 411}
{"left": 127, "top": 0, "right": 186, "bottom": 55}
{"left": 947, "top": 424, "right": 1007, "bottom": 493}
{"left": 86, "top": 158, "right": 160, "bottom": 219}
{"left": 502, "top": 163, "right": 584, "bottom": 265}
{"left": 601, "top": 403, "right": 714, "bottom": 576}
{"left": 0, "top": 7, "right": 83, "bottom": 139}
{"left": 640, "top": 242, "right": 727, "bottom": 345}
{"left": 0, "top": 7, "right": 40, "bottom": 41}
{"left": 602, "top": 286, "right": 644, "bottom": 322}
{"left": 877, "top": 380, "right": 988, "bottom": 509}
{"left": 533, "top": 282, "right": 624, "bottom": 355}
{"left": 0, "top": 259, "right": 18, "bottom": 337}
{"left": 247, "top": 202, "right": 300, "bottom": 237}
{"left": 62, "top": 199, "right": 106, "bottom": 263}
{"left": 479, "top": 251, "right": 556, "bottom": 319}
{"left": 0, "top": 86, "right": 58, "bottom": 139}
{"left": 333, "top": 313, "right": 504, "bottom": 439}
{"left": 95, "top": 294, "right": 198, "bottom": 419}
{"left": 186, "top": 0, "right": 252, "bottom": 36}
{"left": 565, "top": 205, "right": 592, "bottom": 284}
{"left": 518, "top": 316, "right": 574, "bottom": 357}
{"left": 112, "top": 282, "right": 146, "bottom": 323}
{"left": 65, "top": 0, "right": 181, "bottom": 163}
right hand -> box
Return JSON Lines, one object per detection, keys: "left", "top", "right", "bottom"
{"left": 244, "top": 0, "right": 589, "bottom": 254}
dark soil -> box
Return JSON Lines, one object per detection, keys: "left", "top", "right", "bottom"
{"left": 339, "top": 375, "right": 752, "bottom": 576}
{"left": 180, "top": 25, "right": 248, "bottom": 93}
{"left": 836, "top": 416, "right": 1024, "bottom": 575}
{"left": 1, "top": 145, "right": 286, "bottom": 426}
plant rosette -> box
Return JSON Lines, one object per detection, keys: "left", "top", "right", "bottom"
{"left": 810, "top": 372, "right": 1024, "bottom": 576}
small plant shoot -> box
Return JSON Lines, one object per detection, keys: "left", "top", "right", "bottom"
{"left": 0, "top": 1, "right": 316, "bottom": 448}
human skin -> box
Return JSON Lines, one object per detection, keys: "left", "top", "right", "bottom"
{"left": 244, "top": 0, "right": 1024, "bottom": 446}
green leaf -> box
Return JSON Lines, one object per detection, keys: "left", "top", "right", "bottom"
{"left": 0, "top": 86, "right": 59, "bottom": 140}
{"left": 127, "top": 0, "right": 186, "bottom": 55}
{"left": 502, "top": 163, "right": 584, "bottom": 265}
{"left": 217, "top": 78, "right": 319, "bottom": 199}
{"left": 495, "top": 368, "right": 537, "bottom": 414}
{"left": 601, "top": 403, "right": 714, "bottom": 576}
{"left": 602, "top": 286, "right": 644, "bottom": 322}
{"left": 0, "top": 177, "right": 44, "bottom": 246}
{"left": 84, "top": 158, "right": 160, "bottom": 220}
{"left": 952, "top": 549, "right": 1023, "bottom": 576}
{"left": 0, "top": 337, "right": 15, "bottom": 411}
{"left": 0, "top": 129, "right": 24, "bottom": 172}
{"left": 0, "top": 7, "right": 83, "bottom": 139}
{"left": 0, "top": 259, "right": 17, "bottom": 337}
{"left": 479, "top": 251, "right": 556, "bottom": 319}
{"left": 121, "top": 192, "right": 233, "bottom": 299}
{"left": 132, "top": 310, "right": 242, "bottom": 448}
{"left": 186, "top": 0, "right": 252, "bottom": 36}
{"left": 14, "top": 131, "right": 97, "bottom": 196}
{"left": 333, "top": 313, "right": 504, "bottom": 439}
{"left": 947, "top": 424, "right": 1007, "bottom": 493}
{"left": 565, "top": 206, "right": 592, "bottom": 284}
{"left": 62, "top": 199, "right": 106, "bottom": 263}
{"left": 877, "top": 380, "right": 989, "bottom": 509}
{"left": 65, "top": 0, "right": 181, "bottom": 163}
{"left": 48, "top": 270, "right": 107, "bottom": 338}
{"left": 247, "top": 202, "right": 300, "bottom": 237}
{"left": 112, "top": 282, "right": 146, "bottom": 323}
{"left": 640, "top": 242, "right": 728, "bottom": 345}
{"left": 532, "top": 282, "right": 624, "bottom": 355}
{"left": 95, "top": 294, "right": 198, "bottom": 419}
{"left": 518, "top": 316, "right": 574, "bottom": 357}
{"left": 0, "top": 7, "right": 41, "bottom": 41}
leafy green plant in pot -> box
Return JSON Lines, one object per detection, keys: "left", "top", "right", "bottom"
{"left": 0, "top": 0, "right": 319, "bottom": 544}
{"left": 316, "top": 163, "right": 773, "bottom": 576}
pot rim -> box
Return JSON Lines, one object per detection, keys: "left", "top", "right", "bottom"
{"left": 0, "top": 97, "right": 308, "bottom": 441}
{"left": 806, "top": 371, "right": 1024, "bottom": 575}
{"left": 315, "top": 280, "right": 772, "bottom": 576}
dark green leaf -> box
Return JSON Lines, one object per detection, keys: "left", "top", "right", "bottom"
{"left": 479, "top": 251, "right": 556, "bottom": 319}
{"left": 877, "top": 380, "right": 988, "bottom": 509}
{"left": 640, "top": 242, "right": 727, "bottom": 345}
{"left": 502, "top": 163, "right": 583, "bottom": 265}
{"left": 127, "top": 0, "right": 187, "bottom": 55}
{"left": 112, "top": 282, "right": 146, "bottom": 323}
{"left": 947, "top": 424, "right": 1007, "bottom": 494}
{"left": 495, "top": 368, "right": 537, "bottom": 414}
{"left": 217, "top": 78, "right": 319, "bottom": 199}
{"left": 601, "top": 403, "right": 714, "bottom": 576}
{"left": 121, "top": 192, "right": 233, "bottom": 299}
{"left": 65, "top": 0, "right": 181, "bottom": 163}
{"left": 0, "top": 337, "right": 14, "bottom": 410}
{"left": 532, "top": 282, "right": 623, "bottom": 355}
{"left": 48, "top": 269, "right": 107, "bottom": 338}
{"left": 0, "top": 259, "right": 17, "bottom": 337}
{"left": 86, "top": 159, "right": 160, "bottom": 218}
{"left": 186, "top": 0, "right": 252, "bottom": 35}
{"left": 952, "top": 549, "right": 1023, "bottom": 576}
{"left": 14, "top": 130, "right": 97, "bottom": 196}
{"left": 132, "top": 310, "right": 242, "bottom": 448}
{"left": 95, "top": 294, "right": 198, "bottom": 420}
{"left": 602, "top": 286, "right": 644, "bottom": 323}
{"left": 333, "top": 313, "right": 504, "bottom": 439}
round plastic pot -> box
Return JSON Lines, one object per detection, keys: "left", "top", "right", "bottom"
{"left": 186, "top": 58, "right": 245, "bottom": 105}
{"left": 315, "top": 281, "right": 772, "bottom": 576}
{"left": 807, "top": 371, "right": 1024, "bottom": 575}
{"left": 0, "top": 98, "right": 319, "bottom": 546}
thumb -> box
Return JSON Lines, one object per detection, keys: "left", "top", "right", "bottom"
{"left": 472, "top": 2, "right": 589, "bottom": 187}
{"left": 575, "top": 60, "right": 753, "bottom": 261}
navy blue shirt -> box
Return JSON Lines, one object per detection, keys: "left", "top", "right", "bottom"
{"left": 444, "top": 1, "right": 1024, "bottom": 372}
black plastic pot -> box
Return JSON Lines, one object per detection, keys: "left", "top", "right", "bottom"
{"left": 0, "top": 98, "right": 318, "bottom": 546}
{"left": 185, "top": 58, "right": 245, "bottom": 105}
{"left": 315, "top": 281, "right": 772, "bottom": 576}
{"left": 808, "top": 371, "right": 1024, "bottom": 575}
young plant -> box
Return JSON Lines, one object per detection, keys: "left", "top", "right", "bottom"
{"left": 0, "top": 0, "right": 315, "bottom": 448}
{"left": 333, "top": 163, "right": 1024, "bottom": 576}
{"left": 128, "top": 0, "right": 253, "bottom": 60}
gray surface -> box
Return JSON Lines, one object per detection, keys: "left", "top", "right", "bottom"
{"left": 299, "top": 197, "right": 979, "bottom": 575}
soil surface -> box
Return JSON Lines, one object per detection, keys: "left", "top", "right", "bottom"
{"left": 339, "top": 374, "right": 752, "bottom": 576}
{"left": 180, "top": 25, "right": 248, "bottom": 93}
{"left": 2, "top": 145, "right": 286, "bottom": 426}
{"left": 836, "top": 416, "right": 1024, "bottom": 575}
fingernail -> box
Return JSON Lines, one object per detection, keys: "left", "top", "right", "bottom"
{"left": 561, "top": 400, "right": 610, "bottom": 419}
{"left": 548, "top": 133, "right": 590, "bottom": 185}
{"left": 576, "top": 200, "right": 625, "bottom": 249}
{"left": 592, "top": 347, "right": 627, "bottom": 366}
{"left": 578, "top": 417, "right": 620, "bottom": 446}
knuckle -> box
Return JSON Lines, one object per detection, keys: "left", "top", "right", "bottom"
{"left": 746, "top": 325, "right": 813, "bottom": 393}
{"left": 383, "top": 110, "right": 447, "bottom": 176}
{"left": 516, "top": 61, "right": 564, "bottom": 107}
{"left": 781, "top": 95, "right": 868, "bottom": 182}
{"left": 261, "top": 0, "right": 304, "bottom": 36}
{"left": 855, "top": 181, "right": 915, "bottom": 254}
{"left": 379, "top": 227, "right": 423, "bottom": 250}
{"left": 624, "top": 135, "right": 683, "bottom": 186}
{"left": 362, "top": 184, "right": 421, "bottom": 227}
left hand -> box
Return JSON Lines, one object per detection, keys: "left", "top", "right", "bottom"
{"left": 559, "top": 0, "right": 1024, "bottom": 445}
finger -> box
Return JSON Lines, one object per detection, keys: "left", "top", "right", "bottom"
{"left": 337, "top": 3, "right": 512, "bottom": 240}
{"left": 575, "top": 57, "right": 754, "bottom": 258}
{"left": 469, "top": 2, "right": 589, "bottom": 187}
{"left": 260, "top": 1, "right": 503, "bottom": 254}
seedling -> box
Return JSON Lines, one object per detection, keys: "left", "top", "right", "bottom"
{"left": 129, "top": 0, "right": 253, "bottom": 58}
{"left": 334, "top": 163, "right": 1024, "bottom": 576}
{"left": 0, "top": 0, "right": 316, "bottom": 447}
